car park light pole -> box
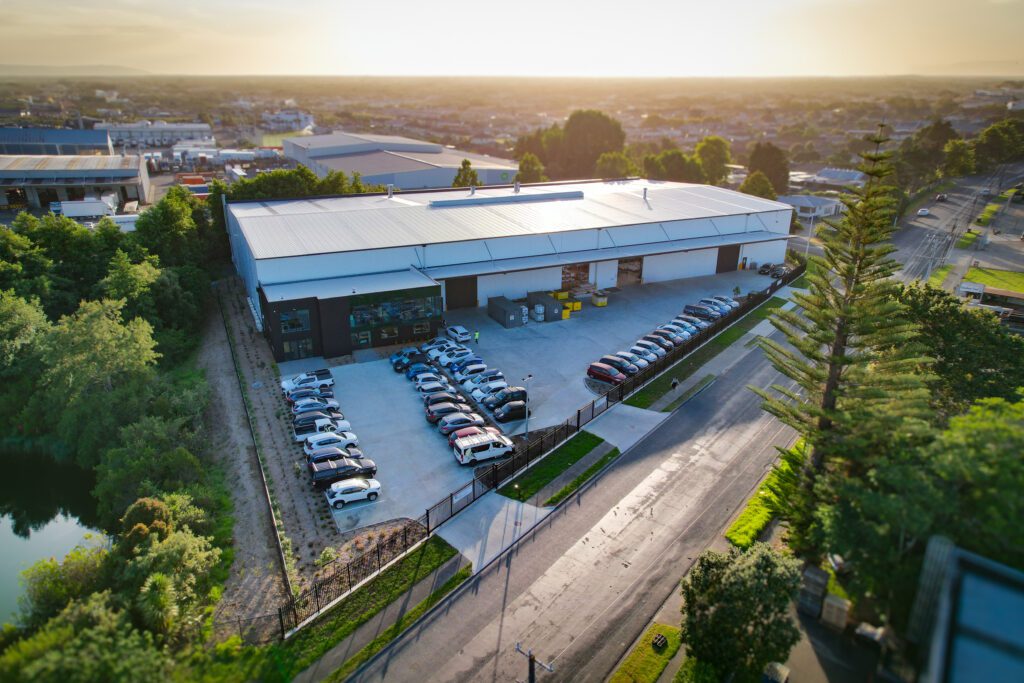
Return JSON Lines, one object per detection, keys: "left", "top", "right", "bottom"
{"left": 515, "top": 642, "right": 553, "bottom": 683}
{"left": 522, "top": 374, "right": 533, "bottom": 440}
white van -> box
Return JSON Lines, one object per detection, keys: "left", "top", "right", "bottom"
{"left": 453, "top": 433, "right": 514, "bottom": 464}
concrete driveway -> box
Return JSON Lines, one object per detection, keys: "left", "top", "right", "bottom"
{"left": 445, "top": 270, "right": 775, "bottom": 435}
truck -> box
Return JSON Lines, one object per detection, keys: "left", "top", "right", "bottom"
{"left": 51, "top": 199, "right": 116, "bottom": 220}
{"left": 292, "top": 417, "right": 351, "bottom": 443}
{"left": 280, "top": 369, "right": 334, "bottom": 393}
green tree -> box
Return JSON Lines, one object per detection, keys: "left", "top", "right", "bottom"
{"left": 133, "top": 186, "right": 203, "bottom": 268}
{"left": 695, "top": 136, "right": 731, "bottom": 185}
{"left": 747, "top": 141, "right": 790, "bottom": 195}
{"left": 514, "top": 152, "right": 548, "bottom": 183}
{"left": 593, "top": 151, "right": 638, "bottom": 178}
{"left": 95, "top": 445, "right": 203, "bottom": 530}
{"left": 451, "top": 159, "right": 481, "bottom": 188}
{"left": 0, "top": 228, "right": 52, "bottom": 303}
{"left": 739, "top": 170, "right": 778, "bottom": 200}
{"left": 895, "top": 120, "right": 959, "bottom": 190}
{"left": 643, "top": 154, "right": 666, "bottom": 180}
{"left": 17, "top": 543, "right": 110, "bottom": 631}
{"left": 941, "top": 138, "right": 975, "bottom": 178}
{"left": 973, "top": 118, "right": 1024, "bottom": 169}
{"left": 658, "top": 149, "right": 706, "bottom": 183}
{"left": 680, "top": 544, "right": 801, "bottom": 681}
{"left": 561, "top": 109, "right": 626, "bottom": 178}
{"left": 96, "top": 250, "right": 160, "bottom": 322}
{"left": 754, "top": 130, "right": 934, "bottom": 552}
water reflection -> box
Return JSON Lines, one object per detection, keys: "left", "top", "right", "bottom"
{"left": 0, "top": 450, "right": 100, "bottom": 537}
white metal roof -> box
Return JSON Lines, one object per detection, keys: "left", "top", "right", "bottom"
{"left": 262, "top": 268, "right": 439, "bottom": 302}
{"left": 230, "top": 180, "right": 792, "bottom": 260}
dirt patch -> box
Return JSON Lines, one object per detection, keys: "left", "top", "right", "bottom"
{"left": 197, "top": 298, "right": 288, "bottom": 638}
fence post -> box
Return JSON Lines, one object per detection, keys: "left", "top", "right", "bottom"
{"left": 403, "top": 524, "right": 408, "bottom": 549}
{"left": 314, "top": 582, "right": 321, "bottom": 613}
{"left": 237, "top": 616, "right": 244, "bottom": 639}
{"left": 425, "top": 508, "right": 430, "bottom": 534}
{"left": 346, "top": 562, "right": 352, "bottom": 590}
{"left": 278, "top": 607, "right": 285, "bottom": 641}
{"left": 377, "top": 542, "right": 382, "bottom": 572}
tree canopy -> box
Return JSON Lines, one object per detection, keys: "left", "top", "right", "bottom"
{"left": 747, "top": 141, "right": 790, "bottom": 195}
{"left": 514, "top": 109, "right": 625, "bottom": 180}
{"left": 451, "top": 159, "right": 481, "bottom": 188}
{"left": 739, "top": 170, "right": 778, "bottom": 200}
{"left": 515, "top": 152, "right": 547, "bottom": 183}
{"left": 594, "top": 151, "right": 638, "bottom": 178}
{"left": 695, "top": 136, "right": 731, "bottom": 185}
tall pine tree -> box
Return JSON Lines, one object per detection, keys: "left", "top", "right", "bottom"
{"left": 753, "top": 127, "right": 933, "bottom": 553}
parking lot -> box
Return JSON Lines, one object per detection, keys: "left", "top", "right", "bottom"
{"left": 277, "top": 269, "right": 777, "bottom": 531}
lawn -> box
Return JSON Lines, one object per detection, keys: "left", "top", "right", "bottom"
{"left": 261, "top": 130, "right": 312, "bottom": 147}
{"left": 610, "top": 622, "right": 683, "bottom": 683}
{"left": 976, "top": 202, "right": 1001, "bottom": 226}
{"left": 259, "top": 535, "right": 458, "bottom": 681}
{"left": 725, "top": 440, "right": 804, "bottom": 549}
{"left": 955, "top": 231, "right": 979, "bottom": 249}
{"left": 544, "top": 447, "right": 621, "bottom": 506}
{"left": 624, "top": 297, "right": 788, "bottom": 410}
{"left": 927, "top": 264, "right": 953, "bottom": 287}
{"left": 497, "top": 431, "right": 605, "bottom": 502}
{"left": 963, "top": 267, "right": 1024, "bottom": 294}
{"left": 786, "top": 259, "right": 818, "bottom": 289}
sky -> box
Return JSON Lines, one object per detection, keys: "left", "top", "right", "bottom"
{"left": 1, "top": 0, "right": 1023, "bottom": 77}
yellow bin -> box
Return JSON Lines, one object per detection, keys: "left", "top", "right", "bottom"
{"left": 561, "top": 308, "right": 571, "bottom": 319}
{"left": 552, "top": 290, "right": 569, "bottom": 301}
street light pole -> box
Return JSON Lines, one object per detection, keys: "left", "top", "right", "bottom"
{"left": 522, "top": 374, "right": 533, "bottom": 440}
{"left": 515, "top": 642, "right": 554, "bottom": 683}
{"left": 804, "top": 214, "right": 815, "bottom": 260}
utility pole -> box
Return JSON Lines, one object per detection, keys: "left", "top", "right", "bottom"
{"left": 515, "top": 642, "right": 554, "bottom": 683}
{"left": 522, "top": 374, "right": 533, "bottom": 440}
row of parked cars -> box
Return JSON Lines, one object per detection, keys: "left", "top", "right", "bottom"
{"left": 279, "top": 369, "right": 383, "bottom": 510}
{"left": 586, "top": 295, "right": 741, "bottom": 385}
{"left": 757, "top": 262, "right": 792, "bottom": 279}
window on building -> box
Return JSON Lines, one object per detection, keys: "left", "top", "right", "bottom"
{"left": 413, "top": 321, "right": 431, "bottom": 335}
{"left": 280, "top": 309, "right": 310, "bottom": 334}
{"left": 282, "top": 337, "right": 313, "bottom": 361}
{"left": 348, "top": 288, "right": 442, "bottom": 330}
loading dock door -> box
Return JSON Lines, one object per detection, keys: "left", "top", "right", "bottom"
{"left": 444, "top": 276, "right": 478, "bottom": 309}
{"left": 716, "top": 245, "right": 741, "bottom": 274}
{"left": 617, "top": 257, "right": 643, "bottom": 287}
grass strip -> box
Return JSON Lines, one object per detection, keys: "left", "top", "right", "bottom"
{"left": 261, "top": 535, "right": 458, "bottom": 681}
{"left": 661, "top": 374, "right": 716, "bottom": 413}
{"left": 963, "top": 266, "right": 1024, "bottom": 294}
{"left": 725, "top": 442, "right": 803, "bottom": 549}
{"left": 927, "top": 264, "right": 953, "bottom": 287}
{"left": 323, "top": 565, "right": 473, "bottom": 682}
{"left": 624, "top": 297, "right": 787, "bottom": 409}
{"left": 956, "top": 231, "right": 979, "bottom": 249}
{"left": 497, "top": 431, "right": 604, "bottom": 502}
{"left": 976, "top": 202, "right": 1001, "bottom": 226}
{"left": 610, "top": 622, "right": 683, "bottom": 683}
{"left": 544, "top": 447, "right": 621, "bottom": 506}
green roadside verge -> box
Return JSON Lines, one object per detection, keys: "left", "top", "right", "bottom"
{"left": 497, "top": 431, "right": 604, "bottom": 502}
{"left": 322, "top": 565, "right": 473, "bottom": 682}
{"left": 963, "top": 266, "right": 1024, "bottom": 293}
{"left": 544, "top": 447, "right": 621, "bottom": 506}
{"left": 725, "top": 441, "right": 804, "bottom": 549}
{"left": 661, "top": 374, "right": 716, "bottom": 413}
{"left": 610, "top": 622, "right": 682, "bottom": 683}
{"left": 927, "top": 264, "right": 953, "bottom": 287}
{"left": 956, "top": 231, "right": 979, "bottom": 249}
{"left": 624, "top": 297, "right": 788, "bottom": 410}
{"left": 259, "top": 535, "right": 459, "bottom": 682}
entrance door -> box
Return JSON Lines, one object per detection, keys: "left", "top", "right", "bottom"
{"left": 282, "top": 337, "right": 314, "bottom": 361}
{"left": 716, "top": 245, "right": 741, "bottom": 274}
{"left": 616, "top": 257, "right": 643, "bottom": 287}
{"left": 445, "top": 276, "right": 478, "bottom": 309}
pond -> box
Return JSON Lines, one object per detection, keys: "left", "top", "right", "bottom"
{"left": 0, "top": 450, "right": 102, "bottom": 624}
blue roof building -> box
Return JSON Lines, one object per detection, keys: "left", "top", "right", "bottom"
{"left": 0, "top": 127, "right": 113, "bottom": 155}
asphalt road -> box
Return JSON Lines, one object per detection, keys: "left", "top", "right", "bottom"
{"left": 350, "top": 335, "right": 796, "bottom": 683}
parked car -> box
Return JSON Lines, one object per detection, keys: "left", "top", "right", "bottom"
{"left": 438, "top": 348, "right": 474, "bottom": 367}
{"left": 454, "top": 363, "right": 488, "bottom": 383}
{"left": 292, "top": 417, "right": 351, "bottom": 443}
{"left": 307, "top": 446, "right": 356, "bottom": 466}
{"left": 650, "top": 329, "right": 685, "bottom": 347}
{"left": 303, "top": 431, "right": 359, "bottom": 456}
{"left": 710, "top": 295, "right": 740, "bottom": 310}
{"left": 462, "top": 369, "right": 504, "bottom": 391}
{"left": 426, "top": 401, "right": 473, "bottom": 423}
{"left": 404, "top": 362, "right": 434, "bottom": 379}
{"left": 417, "top": 380, "right": 453, "bottom": 395}
{"left": 634, "top": 338, "right": 668, "bottom": 358}
{"left": 389, "top": 347, "right": 419, "bottom": 365}
{"left": 658, "top": 324, "right": 693, "bottom": 340}
{"left": 423, "top": 391, "right": 467, "bottom": 407}
{"left": 448, "top": 425, "right": 502, "bottom": 447}
{"left": 280, "top": 369, "right": 334, "bottom": 393}
{"left": 470, "top": 380, "right": 508, "bottom": 401}
{"left": 284, "top": 387, "right": 334, "bottom": 404}
{"left": 669, "top": 318, "right": 700, "bottom": 335}
{"left": 420, "top": 337, "right": 450, "bottom": 353}
{"left": 393, "top": 352, "right": 427, "bottom": 372}
{"left": 293, "top": 398, "right": 342, "bottom": 415}
{"left": 675, "top": 313, "right": 711, "bottom": 330}
{"left": 917, "top": 208, "right": 930, "bottom": 217}
{"left": 769, "top": 264, "right": 791, "bottom": 279}
{"left": 453, "top": 433, "right": 514, "bottom": 465}
{"left": 437, "top": 412, "right": 486, "bottom": 435}
{"left": 449, "top": 355, "right": 485, "bottom": 374}
{"left": 615, "top": 350, "right": 649, "bottom": 369}
{"left": 292, "top": 409, "right": 344, "bottom": 428}
{"left": 445, "top": 325, "right": 472, "bottom": 343}
{"left": 412, "top": 372, "right": 446, "bottom": 388}
{"left": 494, "top": 400, "right": 529, "bottom": 422}
{"left": 310, "top": 458, "right": 377, "bottom": 489}
{"left": 629, "top": 345, "right": 659, "bottom": 363}
{"left": 683, "top": 304, "right": 721, "bottom": 321}
{"left": 326, "top": 478, "right": 381, "bottom": 509}
{"left": 698, "top": 298, "right": 731, "bottom": 314}
{"left": 429, "top": 343, "right": 466, "bottom": 361}
{"left": 935, "top": 193, "right": 948, "bottom": 202}
{"left": 482, "top": 385, "right": 527, "bottom": 410}
{"left": 599, "top": 354, "right": 638, "bottom": 376}
{"left": 587, "top": 362, "right": 626, "bottom": 385}
{"left": 757, "top": 262, "right": 775, "bottom": 275}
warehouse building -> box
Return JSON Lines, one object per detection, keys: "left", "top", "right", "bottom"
{"left": 283, "top": 131, "right": 518, "bottom": 189}
{"left": 226, "top": 179, "right": 792, "bottom": 361}
{"left": 0, "top": 154, "right": 151, "bottom": 210}
{"left": 0, "top": 127, "right": 114, "bottom": 155}
{"left": 95, "top": 120, "right": 213, "bottom": 147}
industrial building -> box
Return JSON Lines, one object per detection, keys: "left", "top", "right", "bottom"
{"left": 226, "top": 179, "right": 792, "bottom": 361}
{"left": 95, "top": 120, "right": 213, "bottom": 147}
{"left": 0, "top": 127, "right": 114, "bottom": 155}
{"left": 283, "top": 131, "right": 518, "bottom": 189}
{"left": 0, "top": 154, "right": 151, "bottom": 210}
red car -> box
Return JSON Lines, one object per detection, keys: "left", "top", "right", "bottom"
{"left": 587, "top": 362, "right": 626, "bottom": 385}
{"left": 448, "top": 425, "right": 502, "bottom": 448}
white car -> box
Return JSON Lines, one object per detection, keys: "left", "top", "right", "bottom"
{"left": 917, "top": 208, "right": 930, "bottom": 217}
{"left": 304, "top": 431, "right": 358, "bottom": 456}
{"left": 616, "top": 351, "right": 649, "bottom": 369}
{"left": 437, "top": 348, "right": 473, "bottom": 367}
{"left": 635, "top": 338, "right": 667, "bottom": 358}
{"left": 462, "top": 371, "right": 504, "bottom": 391}
{"left": 429, "top": 343, "right": 465, "bottom": 361}
{"left": 711, "top": 295, "right": 740, "bottom": 310}
{"left": 446, "top": 325, "right": 472, "bottom": 343}
{"left": 454, "top": 363, "right": 487, "bottom": 383}
{"left": 280, "top": 370, "right": 334, "bottom": 394}
{"left": 417, "top": 380, "right": 453, "bottom": 395}
{"left": 453, "top": 433, "right": 514, "bottom": 465}
{"left": 412, "top": 372, "right": 446, "bottom": 388}
{"left": 325, "top": 478, "right": 381, "bottom": 509}
{"left": 471, "top": 380, "right": 508, "bottom": 401}
{"left": 629, "top": 345, "right": 659, "bottom": 364}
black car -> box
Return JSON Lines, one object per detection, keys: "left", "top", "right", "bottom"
{"left": 306, "top": 446, "right": 363, "bottom": 465}
{"left": 641, "top": 333, "right": 674, "bottom": 351}
{"left": 494, "top": 400, "right": 529, "bottom": 423}
{"left": 683, "top": 304, "right": 721, "bottom": 321}
{"left": 285, "top": 387, "right": 335, "bottom": 404}
{"left": 393, "top": 352, "right": 427, "bottom": 372}
{"left": 770, "top": 264, "right": 791, "bottom": 279}
{"left": 292, "top": 409, "right": 344, "bottom": 428}
{"left": 482, "top": 386, "right": 527, "bottom": 410}
{"left": 423, "top": 391, "right": 467, "bottom": 407}
{"left": 310, "top": 457, "right": 377, "bottom": 489}
{"left": 758, "top": 262, "right": 774, "bottom": 275}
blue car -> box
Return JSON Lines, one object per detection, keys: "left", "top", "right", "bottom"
{"left": 684, "top": 304, "right": 721, "bottom": 321}
{"left": 405, "top": 362, "right": 433, "bottom": 379}
{"left": 676, "top": 313, "right": 711, "bottom": 330}
{"left": 389, "top": 347, "right": 419, "bottom": 365}
{"left": 699, "top": 298, "right": 732, "bottom": 315}
{"left": 450, "top": 355, "right": 484, "bottom": 373}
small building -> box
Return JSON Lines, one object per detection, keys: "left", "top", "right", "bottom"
{"left": 283, "top": 131, "right": 518, "bottom": 189}
{"left": 808, "top": 167, "right": 868, "bottom": 190}
{"left": 261, "top": 110, "right": 315, "bottom": 132}
{"left": 0, "top": 154, "right": 151, "bottom": 210}
{"left": 95, "top": 120, "right": 213, "bottom": 147}
{"left": 0, "top": 127, "right": 113, "bottom": 155}
{"left": 777, "top": 194, "right": 844, "bottom": 220}
{"left": 225, "top": 179, "right": 793, "bottom": 361}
